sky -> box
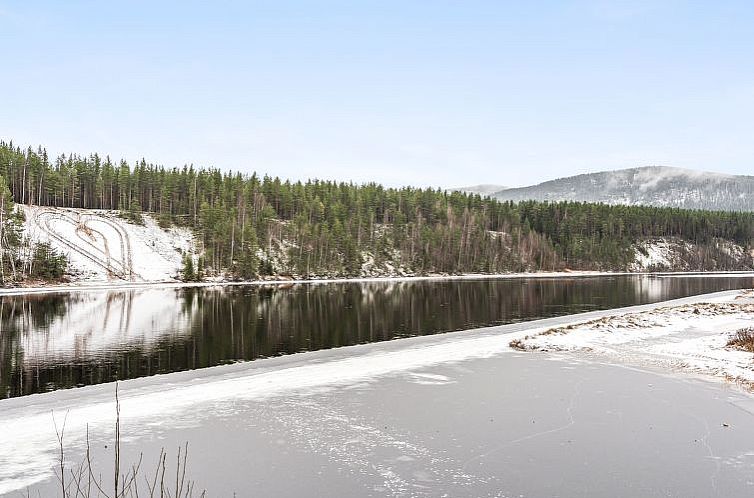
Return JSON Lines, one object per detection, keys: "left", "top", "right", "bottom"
{"left": 2, "top": 1, "right": 754, "bottom": 188}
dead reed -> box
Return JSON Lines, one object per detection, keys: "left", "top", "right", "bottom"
{"left": 35, "top": 383, "right": 209, "bottom": 498}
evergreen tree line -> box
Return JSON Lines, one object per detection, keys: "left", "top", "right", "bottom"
{"left": 0, "top": 177, "right": 67, "bottom": 284}
{"left": 1, "top": 141, "right": 753, "bottom": 279}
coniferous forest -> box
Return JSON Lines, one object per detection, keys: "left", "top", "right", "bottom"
{"left": 1, "top": 141, "right": 753, "bottom": 282}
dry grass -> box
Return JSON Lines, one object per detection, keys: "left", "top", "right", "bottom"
{"left": 727, "top": 327, "right": 754, "bottom": 352}
{"left": 509, "top": 338, "right": 527, "bottom": 350}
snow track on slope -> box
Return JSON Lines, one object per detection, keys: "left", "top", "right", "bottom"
{"left": 35, "top": 209, "right": 139, "bottom": 280}
{"left": 23, "top": 206, "right": 194, "bottom": 282}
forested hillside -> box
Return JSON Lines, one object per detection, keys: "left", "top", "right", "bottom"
{"left": 1, "top": 141, "right": 754, "bottom": 281}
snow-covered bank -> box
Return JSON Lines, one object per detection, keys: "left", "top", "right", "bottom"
{"left": 0, "top": 289, "right": 751, "bottom": 494}
{"left": 512, "top": 290, "right": 754, "bottom": 388}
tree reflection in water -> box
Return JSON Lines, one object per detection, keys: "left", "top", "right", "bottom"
{"left": 2, "top": 275, "right": 753, "bottom": 398}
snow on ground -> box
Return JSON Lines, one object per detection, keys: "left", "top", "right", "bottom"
{"left": 717, "top": 238, "right": 747, "bottom": 260}
{"left": 511, "top": 290, "right": 754, "bottom": 387}
{"left": 631, "top": 237, "right": 754, "bottom": 272}
{"left": 22, "top": 205, "right": 194, "bottom": 282}
{"left": 631, "top": 238, "right": 691, "bottom": 270}
{"left": 360, "top": 250, "right": 411, "bottom": 277}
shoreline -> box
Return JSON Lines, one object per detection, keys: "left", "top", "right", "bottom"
{"left": 512, "top": 289, "right": 754, "bottom": 390}
{"left": 2, "top": 269, "right": 754, "bottom": 296}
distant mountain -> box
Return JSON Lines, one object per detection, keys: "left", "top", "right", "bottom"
{"left": 452, "top": 184, "right": 507, "bottom": 196}
{"left": 493, "top": 166, "right": 754, "bottom": 211}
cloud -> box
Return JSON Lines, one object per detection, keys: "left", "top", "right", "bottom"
{"left": 633, "top": 166, "right": 732, "bottom": 192}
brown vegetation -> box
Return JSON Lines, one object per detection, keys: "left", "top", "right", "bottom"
{"left": 727, "top": 327, "right": 754, "bottom": 352}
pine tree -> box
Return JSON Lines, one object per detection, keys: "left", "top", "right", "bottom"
{"left": 182, "top": 255, "right": 195, "bottom": 282}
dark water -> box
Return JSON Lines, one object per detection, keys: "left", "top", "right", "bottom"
{"left": 1, "top": 275, "right": 753, "bottom": 398}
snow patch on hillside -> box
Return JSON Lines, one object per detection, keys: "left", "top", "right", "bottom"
{"left": 631, "top": 238, "right": 688, "bottom": 270}
{"left": 631, "top": 237, "right": 754, "bottom": 272}
{"left": 22, "top": 206, "right": 194, "bottom": 282}
{"left": 360, "top": 250, "right": 411, "bottom": 277}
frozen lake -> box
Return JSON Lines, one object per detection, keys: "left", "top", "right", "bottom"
{"left": 2, "top": 292, "right": 754, "bottom": 496}
{"left": 3, "top": 274, "right": 754, "bottom": 398}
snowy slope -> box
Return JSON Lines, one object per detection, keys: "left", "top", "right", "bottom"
{"left": 630, "top": 237, "right": 754, "bottom": 271}
{"left": 22, "top": 206, "right": 194, "bottom": 282}
{"left": 493, "top": 166, "right": 754, "bottom": 211}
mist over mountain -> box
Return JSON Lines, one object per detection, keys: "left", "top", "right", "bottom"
{"left": 452, "top": 184, "right": 508, "bottom": 196}
{"left": 490, "top": 167, "right": 754, "bottom": 211}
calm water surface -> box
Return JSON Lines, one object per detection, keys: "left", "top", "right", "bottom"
{"left": 1, "top": 275, "right": 753, "bottom": 398}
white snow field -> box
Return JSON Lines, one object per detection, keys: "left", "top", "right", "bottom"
{"left": 22, "top": 205, "right": 194, "bottom": 282}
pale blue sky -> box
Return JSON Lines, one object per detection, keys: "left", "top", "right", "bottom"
{"left": 2, "top": 1, "right": 754, "bottom": 187}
